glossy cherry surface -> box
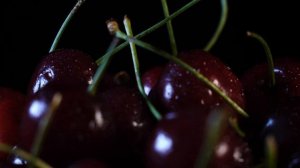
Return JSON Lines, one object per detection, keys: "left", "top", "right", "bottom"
{"left": 153, "top": 50, "right": 245, "bottom": 118}
{"left": 28, "top": 49, "right": 97, "bottom": 95}
{"left": 146, "top": 113, "right": 252, "bottom": 168}
{"left": 18, "top": 87, "right": 115, "bottom": 167}
{"left": 0, "top": 87, "right": 25, "bottom": 161}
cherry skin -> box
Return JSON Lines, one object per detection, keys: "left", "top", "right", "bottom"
{"left": 240, "top": 57, "right": 300, "bottom": 162}
{"left": 96, "top": 86, "right": 156, "bottom": 167}
{"left": 152, "top": 49, "right": 245, "bottom": 118}
{"left": 17, "top": 86, "right": 116, "bottom": 167}
{"left": 28, "top": 49, "right": 97, "bottom": 95}
{"left": 145, "top": 112, "right": 252, "bottom": 168}
{"left": 142, "top": 66, "right": 164, "bottom": 96}
{"left": 0, "top": 87, "right": 25, "bottom": 161}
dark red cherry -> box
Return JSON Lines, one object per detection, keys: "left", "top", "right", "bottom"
{"left": 97, "top": 86, "right": 156, "bottom": 167}
{"left": 242, "top": 57, "right": 300, "bottom": 124}
{"left": 261, "top": 96, "right": 300, "bottom": 167}
{"left": 18, "top": 87, "right": 116, "bottom": 167}
{"left": 241, "top": 57, "right": 300, "bottom": 161}
{"left": 68, "top": 159, "right": 109, "bottom": 168}
{"left": 152, "top": 50, "right": 245, "bottom": 118}
{"left": 146, "top": 112, "right": 252, "bottom": 168}
{"left": 142, "top": 66, "right": 164, "bottom": 95}
{"left": 28, "top": 49, "right": 97, "bottom": 95}
{"left": 0, "top": 87, "right": 25, "bottom": 161}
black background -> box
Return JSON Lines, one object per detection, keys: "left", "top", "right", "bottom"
{"left": 1, "top": 0, "right": 299, "bottom": 93}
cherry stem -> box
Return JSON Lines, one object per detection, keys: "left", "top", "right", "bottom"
{"left": 0, "top": 143, "right": 52, "bottom": 168}
{"left": 30, "top": 93, "right": 62, "bottom": 160}
{"left": 95, "top": 0, "right": 200, "bottom": 65}
{"left": 228, "top": 117, "right": 245, "bottom": 137}
{"left": 265, "top": 135, "right": 278, "bottom": 168}
{"left": 49, "top": 0, "right": 87, "bottom": 52}
{"left": 161, "top": 0, "right": 178, "bottom": 56}
{"left": 116, "top": 31, "right": 248, "bottom": 117}
{"left": 247, "top": 31, "right": 275, "bottom": 87}
{"left": 204, "top": 0, "right": 228, "bottom": 51}
{"left": 123, "top": 16, "right": 162, "bottom": 120}
{"left": 88, "top": 20, "right": 120, "bottom": 95}
{"left": 194, "top": 108, "right": 227, "bottom": 168}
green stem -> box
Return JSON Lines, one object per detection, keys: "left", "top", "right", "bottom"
{"left": 194, "top": 108, "right": 226, "bottom": 168}
{"left": 116, "top": 31, "right": 248, "bottom": 117}
{"left": 0, "top": 143, "right": 52, "bottom": 168}
{"left": 123, "top": 16, "right": 162, "bottom": 120}
{"left": 265, "top": 135, "right": 277, "bottom": 168}
{"left": 95, "top": 0, "right": 200, "bottom": 64}
{"left": 88, "top": 45, "right": 115, "bottom": 95}
{"left": 30, "top": 93, "right": 62, "bottom": 158}
{"left": 49, "top": 0, "right": 87, "bottom": 52}
{"left": 228, "top": 117, "right": 245, "bottom": 137}
{"left": 247, "top": 31, "right": 275, "bottom": 87}
{"left": 161, "top": 0, "right": 178, "bottom": 56}
{"left": 204, "top": 0, "right": 228, "bottom": 51}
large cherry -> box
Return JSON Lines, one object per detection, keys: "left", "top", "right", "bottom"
{"left": 0, "top": 87, "right": 25, "bottom": 161}
{"left": 142, "top": 66, "right": 164, "bottom": 96}
{"left": 17, "top": 86, "right": 116, "bottom": 167}
{"left": 145, "top": 111, "right": 252, "bottom": 168}
{"left": 152, "top": 49, "right": 245, "bottom": 118}
{"left": 68, "top": 159, "right": 109, "bottom": 168}
{"left": 28, "top": 49, "right": 97, "bottom": 95}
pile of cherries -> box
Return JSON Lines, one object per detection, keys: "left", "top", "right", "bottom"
{"left": 1, "top": 0, "right": 300, "bottom": 168}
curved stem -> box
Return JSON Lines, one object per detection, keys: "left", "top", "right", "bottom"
{"left": 95, "top": 0, "right": 200, "bottom": 64}
{"left": 228, "top": 117, "right": 245, "bottom": 137}
{"left": 265, "top": 135, "right": 278, "bottom": 168}
{"left": 49, "top": 0, "right": 87, "bottom": 52}
{"left": 0, "top": 143, "right": 52, "bottom": 168}
{"left": 116, "top": 31, "right": 248, "bottom": 117}
{"left": 88, "top": 37, "right": 118, "bottom": 95}
{"left": 123, "top": 16, "right": 162, "bottom": 120}
{"left": 204, "top": 0, "right": 228, "bottom": 51}
{"left": 247, "top": 31, "right": 275, "bottom": 87}
{"left": 31, "top": 93, "right": 62, "bottom": 157}
{"left": 194, "top": 109, "right": 226, "bottom": 168}
{"left": 161, "top": 0, "right": 178, "bottom": 56}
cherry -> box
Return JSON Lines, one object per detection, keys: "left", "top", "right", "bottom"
{"left": 240, "top": 32, "right": 300, "bottom": 163}
{"left": 28, "top": 49, "right": 97, "bottom": 95}
{"left": 261, "top": 96, "right": 300, "bottom": 167}
{"left": 151, "top": 49, "right": 245, "bottom": 118}
{"left": 17, "top": 86, "right": 116, "bottom": 167}
{"left": 145, "top": 111, "right": 252, "bottom": 168}
{"left": 0, "top": 87, "right": 25, "bottom": 161}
